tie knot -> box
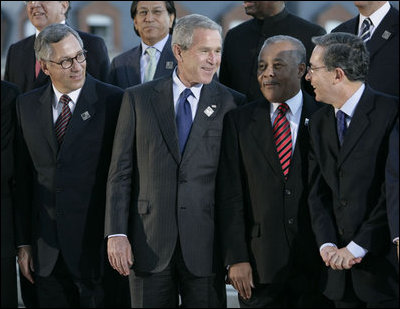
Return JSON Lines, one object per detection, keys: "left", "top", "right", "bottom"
{"left": 146, "top": 47, "right": 157, "bottom": 57}
{"left": 59, "top": 94, "right": 71, "bottom": 106}
{"left": 337, "top": 110, "right": 347, "bottom": 121}
{"left": 363, "top": 18, "right": 372, "bottom": 28}
{"left": 277, "top": 103, "right": 289, "bottom": 114}
{"left": 180, "top": 88, "right": 193, "bottom": 101}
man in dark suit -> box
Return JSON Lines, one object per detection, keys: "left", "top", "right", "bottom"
{"left": 14, "top": 24, "right": 123, "bottom": 307}
{"left": 4, "top": 0, "right": 110, "bottom": 94}
{"left": 332, "top": 1, "right": 399, "bottom": 96}
{"left": 219, "top": 1, "right": 326, "bottom": 101}
{"left": 216, "top": 35, "right": 331, "bottom": 308}
{"left": 386, "top": 119, "right": 399, "bottom": 261}
{"left": 306, "top": 32, "right": 399, "bottom": 308}
{"left": 1, "top": 80, "right": 20, "bottom": 308}
{"left": 105, "top": 14, "right": 245, "bottom": 308}
{"left": 109, "top": 1, "right": 177, "bottom": 89}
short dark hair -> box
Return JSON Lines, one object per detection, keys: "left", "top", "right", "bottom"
{"left": 130, "top": 1, "right": 176, "bottom": 37}
{"left": 312, "top": 32, "right": 369, "bottom": 82}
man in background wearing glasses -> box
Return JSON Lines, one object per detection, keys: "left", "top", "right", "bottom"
{"left": 4, "top": 1, "right": 110, "bottom": 94}
{"left": 14, "top": 24, "right": 123, "bottom": 308}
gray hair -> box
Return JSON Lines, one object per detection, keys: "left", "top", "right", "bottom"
{"left": 171, "top": 14, "right": 222, "bottom": 50}
{"left": 258, "top": 35, "right": 306, "bottom": 64}
{"left": 34, "top": 24, "right": 83, "bottom": 61}
{"left": 312, "top": 32, "right": 369, "bottom": 82}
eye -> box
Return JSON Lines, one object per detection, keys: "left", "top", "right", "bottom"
{"left": 258, "top": 63, "right": 266, "bottom": 71}
{"left": 273, "top": 63, "right": 283, "bottom": 70}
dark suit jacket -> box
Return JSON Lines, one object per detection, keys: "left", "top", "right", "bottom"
{"left": 14, "top": 75, "right": 123, "bottom": 279}
{"left": 216, "top": 92, "right": 322, "bottom": 284}
{"left": 308, "top": 85, "right": 399, "bottom": 302}
{"left": 219, "top": 8, "right": 326, "bottom": 101}
{"left": 332, "top": 6, "right": 399, "bottom": 96}
{"left": 109, "top": 35, "right": 176, "bottom": 89}
{"left": 1, "top": 81, "right": 20, "bottom": 259}
{"left": 105, "top": 76, "right": 245, "bottom": 277}
{"left": 4, "top": 30, "right": 110, "bottom": 93}
{"left": 386, "top": 119, "right": 399, "bottom": 242}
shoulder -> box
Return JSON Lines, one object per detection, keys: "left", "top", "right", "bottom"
{"left": 88, "top": 75, "right": 124, "bottom": 96}
{"left": 7, "top": 35, "right": 35, "bottom": 52}
{"left": 286, "top": 13, "right": 326, "bottom": 34}
{"left": 1, "top": 80, "right": 20, "bottom": 95}
{"left": 111, "top": 46, "right": 140, "bottom": 65}
{"left": 225, "top": 19, "right": 258, "bottom": 38}
{"left": 331, "top": 17, "right": 357, "bottom": 33}
{"left": 210, "top": 81, "right": 247, "bottom": 105}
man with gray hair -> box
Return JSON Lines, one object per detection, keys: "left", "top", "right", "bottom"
{"left": 217, "top": 35, "right": 330, "bottom": 307}
{"left": 105, "top": 14, "right": 245, "bottom": 307}
{"left": 14, "top": 23, "right": 123, "bottom": 307}
{"left": 306, "top": 32, "right": 398, "bottom": 307}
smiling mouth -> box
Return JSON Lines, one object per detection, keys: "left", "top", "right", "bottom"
{"left": 263, "top": 82, "right": 279, "bottom": 86}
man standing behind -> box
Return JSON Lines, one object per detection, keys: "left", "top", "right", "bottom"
{"left": 217, "top": 35, "right": 330, "bottom": 308}
{"left": 219, "top": 1, "right": 326, "bottom": 101}
{"left": 306, "top": 32, "right": 398, "bottom": 307}
{"left": 105, "top": 14, "right": 245, "bottom": 308}
{"left": 332, "top": 1, "right": 399, "bottom": 96}
{"left": 15, "top": 24, "right": 123, "bottom": 307}
{"left": 4, "top": 1, "right": 110, "bottom": 93}
{"left": 109, "top": 1, "right": 176, "bottom": 89}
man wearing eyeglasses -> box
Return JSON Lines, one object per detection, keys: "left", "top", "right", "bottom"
{"left": 4, "top": 1, "right": 110, "bottom": 93}
{"left": 14, "top": 24, "right": 123, "bottom": 308}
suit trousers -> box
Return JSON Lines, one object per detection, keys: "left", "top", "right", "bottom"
{"left": 35, "top": 254, "right": 104, "bottom": 308}
{"left": 129, "top": 241, "right": 224, "bottom": 308}
{"left": 1, "top": 257, "right": 18, "bottom": 308}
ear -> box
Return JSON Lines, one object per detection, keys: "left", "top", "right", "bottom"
{"left": 61, "top": 1, "right": 69, "bottom": 16}
{"left": 333, "top": 67, "right": 345, "bottom": 84}
{"left": 297, "top": 63, "right": 306, "bottom": 78}
{"left": 172, "top": 44, "right": 184, "bottom": 62}
{"left": 40, "top": 60, "right": 51, "bottom": 76}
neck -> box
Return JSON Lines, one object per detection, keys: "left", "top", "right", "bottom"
{"left": 358, "top": 1, "right": 386, "bottom": 16}
{"left": 332, "top": 81, "right": 363, "bottom": 109}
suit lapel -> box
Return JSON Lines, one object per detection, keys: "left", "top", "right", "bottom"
{"left": 59, "top": 76, "right": 97, "bottom": 155}
{"left": 127, "top": 46, "right": 142, "bottom": 86}
{"left": 249, "top": 99, "right": 283, "bottom": 178}
{"left": 151, "top": 77, "right": 180, "bottom": 164}
{"left": 154, "top": 36, "right": 175, "bottom": 79}
{"left": 37, "top": 84, "right": 58, "bottom": 156}
{"left": 337, "top": 87, "right": 372, "bottom": 166}
{"left": 181, "top": 82, "right": 219, "bottom": 164}
{"left": 367, "top": 7, "right": 398, "bottom": 58}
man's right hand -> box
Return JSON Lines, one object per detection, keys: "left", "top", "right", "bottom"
{"left": 228, "top": 262, "right": 254, "bottom": 300}
{"left": 107, "top": 236, "right": 133, "bottom": 276}
{"left": 17, "top": 246, "right": 34, "bottom": 284}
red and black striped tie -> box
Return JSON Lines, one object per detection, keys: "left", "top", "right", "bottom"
{"left": 55, "top": 94, "right": 72, "bottom": 145}
{"left": 273, "top": 103, "right": 292, "bottom": 180}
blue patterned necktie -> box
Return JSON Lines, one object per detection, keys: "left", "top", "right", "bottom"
{"left": 336, "top": 110, "right": 347, "bottom": 146}
{"left": 176, "top": 88, "right": 193, "bottom": 154}
{"left": 359, "top": 18, "right": 372, "bottom": 42}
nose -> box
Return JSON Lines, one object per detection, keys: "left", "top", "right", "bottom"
{"left": 305, "top": 70, "right": 311, "bottom": 81}
{"left": 207, "top": 52, "right": 219, "bottom": 64}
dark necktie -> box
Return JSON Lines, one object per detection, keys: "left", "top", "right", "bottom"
{"left": 176, "top": 88, "right": 193, "bottom": 154}
{"left": 55, "top": 94, "right": 72, "bottom": 145}
{"left": 272, "top": 103, "right": 292, "bottom": 180}
{"left": 359, "top": 18, "right": 372, "bottom": 42}
{"left": 336, "top": 110, "right": 347, "bottom": 146}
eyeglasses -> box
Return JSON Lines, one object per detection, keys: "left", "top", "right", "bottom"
{"left": 136, "top": 9, "right": 167, "bottom": 17}
{"left": 307, "top": 65, "right": 326, "bottom": 74}
{"left": 47, "top": 50, "right": 87, "bottom": 69}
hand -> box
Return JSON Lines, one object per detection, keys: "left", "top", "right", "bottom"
{"left": 320, "top": 246, "right": 337, "bottom": 266}
{"left": 329, "top": 247, "right": 362, "bottom": 270}
{"left": 107, "top": 236, "right": 133, "bottom": 276}
{"left": 17, "top": 246, "right": 34, "bottom": 284}
{"left": 228, "top": 262, "right": 254, "bottom": 300}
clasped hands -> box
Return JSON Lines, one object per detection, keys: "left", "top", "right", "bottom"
{"left": 320, "top": 246, "right": 362, "bottom": 270}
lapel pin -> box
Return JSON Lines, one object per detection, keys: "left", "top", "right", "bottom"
{"left": 382, "top": 30, "right": 391, "bottom": 40}
{"left": 204, "top": 106, "right": 214, "bottom": 117}
{"left": 211, "top": 105, "right": 217, "bottom": 108}
{"left": 165, "top": 61, "right": 174, "bottom": 69}
{"left": 81, "top": 111, "right": 91, "bottom": 121}
{"left": 304, "top": 118, "right": 309, "bottom": 126}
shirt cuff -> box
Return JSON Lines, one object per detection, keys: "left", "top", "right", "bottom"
{"left": 346, "top": 241, "right": 368, "bottom": 258}
{"left": 108, "top": 234, "right": 127, "bottom": 238}
{"left": 319, "top": 243, "right": 337, "bottom": 251}
{"left": 393, "top": 237, "right": 399, "bottom": 244}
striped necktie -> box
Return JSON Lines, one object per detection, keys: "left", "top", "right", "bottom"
{"left": 359, "top": 18, "right": 372, "bottom": 42}
{"left": 273, "top": 103, "right": 292, "bottom": 180}
{"left": 143, "top": 47, "right": 157, "bottom": 83}
{"left": 55, "top": 94, "right": 72, "bottom": 145}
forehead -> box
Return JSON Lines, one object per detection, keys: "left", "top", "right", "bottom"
{"left": 310, "top": 45, "right": 325, "bottom": 64}
{"left": 137, "top": 1, "right": 166, "bottom": 9}
{"left": 191, "top": 28, "right": 221, "bottom": 46}
{"left": 259, "top": 41, "right": 295, "bottom": 60}
{"left": 51, "top": 34, "right": 81, "bottom": 58}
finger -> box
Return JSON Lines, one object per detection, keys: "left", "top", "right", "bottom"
{"left": 243, "top": 282, "right": 252, "bottom": 299}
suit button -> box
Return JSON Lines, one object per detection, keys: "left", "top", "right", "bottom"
{"left": 288, "top": 218, "right": 294, "bottom": 225}
{"left": 340, "top": 199, "right": 347, "bottom": 207}
{"left": 285, "top": 189, "right": 292, "bottom": 196}
{"left": 180, "top": 206, "right": 186, "bottom": 210}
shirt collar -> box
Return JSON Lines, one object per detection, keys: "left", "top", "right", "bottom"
{"left": 172, "top": 68, "right": 202, "bottom": 100}
{"left": 271, "top": 90, "right": 303, "bottom": 116}
{"left": 359, "top": 1, "right": 390, "bottom": 30}
{"left": 52, "top": 84, "right": 81, "bottom": 108}
{"left": 141, "top": 34, "right": 169, "bottom": 56}
{"left": 335, "top": 83, "right": 365, "bottom": 118}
